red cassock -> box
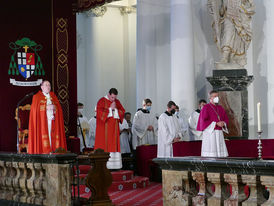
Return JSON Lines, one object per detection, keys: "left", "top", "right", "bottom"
{"left": 28, "top": 91, "right": 67, "bottom": 154}
{"left": 94, "top": 97, "right": 125, "bottom": 152}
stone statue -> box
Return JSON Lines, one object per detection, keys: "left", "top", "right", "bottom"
{"left": 208, "top": 0, "right": 255, "bottom": 69}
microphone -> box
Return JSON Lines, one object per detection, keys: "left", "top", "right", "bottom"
{"left": 25, "top": 91, "right": 36, "bottom": 97}
{"left": 17, "top": 92, "right": 35, "bottom": 106}
{"left": 25, "top": 90, "right": 39, "bottom": 97}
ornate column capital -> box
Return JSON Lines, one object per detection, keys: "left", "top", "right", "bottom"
{"left": 119, "top": 6, "right": 136, "bottom": 15}
{"left": 74, "top": 0, "right": 117, "bottom": 13}
{"left": 86, "top": 6, "right": 107, "bottom": 17}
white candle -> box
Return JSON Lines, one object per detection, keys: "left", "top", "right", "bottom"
{"left": 257, "top": 102, "right": 262, "bottom": 132}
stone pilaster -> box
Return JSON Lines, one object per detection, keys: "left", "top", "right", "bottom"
{"left": 192, "top": 172, "right": 208, "bottom": 206}
{"left": 260, "top": 176, "right": 274, "bottom": 206}
{"left": 207, "top": 69, "right": 254, "bottom": 139}
{"left": 241, "top": 175, "right": 266, "bottom": 206}
{"left": 224, "top": 174, "right": 247, "bottom": 206}
{"left": 162, "top": 170, "right": 195, "bottom": 206}
{"left": 207, "top": 173, "right": 229, "bottom": 206}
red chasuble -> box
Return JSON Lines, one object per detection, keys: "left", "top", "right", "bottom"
{"left": 94, "top": 97, "right": 125, "bottom": 152}
{"left": 28, "top": 91, "right": 67, "bottom": 154}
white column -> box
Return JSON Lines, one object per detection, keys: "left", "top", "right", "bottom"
{"left": 136, "top": 0, "right": 171, "bottom": 114}
{"left": 170, "top": 0, "right": 195, "bottom": 115}
{"left": 266, "top": 0, "right": 274, "bottom": 138}
{"left": 251, "top": 0, "right": 274, "bottom": 138}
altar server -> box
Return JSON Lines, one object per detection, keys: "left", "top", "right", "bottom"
{"left": 157, "top": 101, "right": 181, "bottom": 158}
{"left": 132, "top": 98, "right": 158, "bottom": 149}
{"left": 188, "top": 99, "right": 207, "bottom": 140}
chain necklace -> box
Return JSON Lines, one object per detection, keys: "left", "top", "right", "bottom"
{"left": 209, "top": 103, "right": 221, "bottom": 121}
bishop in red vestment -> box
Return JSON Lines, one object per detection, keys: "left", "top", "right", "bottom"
{"left": 94, "top": 88, "right": 125, "bottom": 169}
{"left": 28, "top": 81, "right": 67, "bottom": 154}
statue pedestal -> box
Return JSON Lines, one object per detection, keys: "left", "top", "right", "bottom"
{"left": 207, "top": 69, "right": 254, "bottom": 139}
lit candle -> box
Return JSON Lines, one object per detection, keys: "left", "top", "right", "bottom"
{"left": 257, "top": 102, "right": 262, "bottom": 132}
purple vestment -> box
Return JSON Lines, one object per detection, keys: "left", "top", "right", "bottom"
{"left": 197, "top": 103, "right": 229, "bottom": 131}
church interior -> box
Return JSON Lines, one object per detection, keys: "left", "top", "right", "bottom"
{"left": 1, "top": 0, "right": 274, "bottom": 205}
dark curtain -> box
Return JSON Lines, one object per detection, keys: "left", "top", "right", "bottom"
{"left": 0, "top": 0, "right": 77, "bottom": 152}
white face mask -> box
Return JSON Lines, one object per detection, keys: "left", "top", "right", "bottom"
{"left": 213, "top": 97, "right": 219, "bottom": 104}
{"left": 175, "top": 111, "right": 179, "bottom": 116}
{"left": 78, "top": 108, "right": 84, "bottom": 113}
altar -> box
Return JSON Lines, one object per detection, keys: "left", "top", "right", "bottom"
{"left": 173, "top": 139, "right": 274, "bottom": 158}
{"left": 136, "top": 139, "right": 274, "bottom": 179}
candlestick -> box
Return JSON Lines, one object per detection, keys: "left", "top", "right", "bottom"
{"left": 257, "top": 131, "right": 263, "bottom": 160}
{"left": 257, "top": 102, "right": 262, "bottom": 132}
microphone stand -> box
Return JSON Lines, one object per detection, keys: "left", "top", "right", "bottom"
{"left": 16, "top": 92, "right": 35, "bottom": 152}
{"left": 77, "top": 115, "right": 87, "bottom": 149}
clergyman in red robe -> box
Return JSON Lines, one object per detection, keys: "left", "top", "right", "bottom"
{"left": 94, "top": 88, "right": 125, "bottom": 169}
{"left": 28, "top": 80, "right": 67, "bottom": 154}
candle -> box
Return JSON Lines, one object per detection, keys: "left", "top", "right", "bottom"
{"left": 257, "top": 102, "right": 261, "bottom": 132}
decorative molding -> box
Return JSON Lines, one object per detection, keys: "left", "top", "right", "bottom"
{"left": 56, "top": 18, "right": 70, "bottom": 135}
{"left": 86, "top": 6, "right": 107, "bottom": 17}
{"left": 74, "top": 0, "right": 118, "bottom": 13}
{"left": 119, "top": 6, "right": 136, "bottom": 15}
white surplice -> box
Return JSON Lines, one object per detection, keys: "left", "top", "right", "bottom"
{"left": 157, "top": 112, "right": 182, "bottom": 158}
{"left": 119, "top": 119, "right": 131, "bottom": 154}
{"left": 188, "top": 111, "right": 203, "bottom": 141}
{"left": 175, "top": 111, "right": 189, "bottom": 140}
{"left": 201, "top": 122, "right": 228, "bottom": 157}
{"left": 132, "top": 110, "right": 158, "bottom": 149}
{"left": 43, "top": 92, "right": 54, "bottom": 147}
{"left": 173, "top": 115, "right": 183, "bottom": 140}
{"left": 88, "top": 116, "right": 96, "bottom": 148}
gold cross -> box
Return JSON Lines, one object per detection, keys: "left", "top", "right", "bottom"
{"left": 23, "top": 45, "right": 29, "bottom": 53}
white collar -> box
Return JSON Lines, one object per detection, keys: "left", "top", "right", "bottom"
{"left": 104, "top": 95, "right": 109, "bottom": 100}
{"left": 43, "top": 92, "right": 50, "bottom": 98}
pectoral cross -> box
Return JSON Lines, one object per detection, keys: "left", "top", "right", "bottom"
{"left": 23, "top": 45, "right": 29, "bottom": 53}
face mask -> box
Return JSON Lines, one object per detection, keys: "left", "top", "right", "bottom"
{"left": 146, "top": 106, "right": 151, "bottom": 111}
{"left": 175, "top": 111, "right": 179, "bottom": 116}
{"left": 78, "top": 109, "right": 83, "bottom": 113}
{"left": 213, "top": 97, "right": 219, "bottom": 104}
{"left": 171, "top": 109, "right": 176, "bottom": 114}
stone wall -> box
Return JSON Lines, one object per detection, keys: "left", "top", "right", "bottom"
{"left": 0, "top": 153, "right": 76, "bottom": 206}
{"left": 155, "top": 156, "right": 274, "bottom": 206}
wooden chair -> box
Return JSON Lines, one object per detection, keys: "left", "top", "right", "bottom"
{"left": 15, "top": 104, "right": 31, "bottom": 153}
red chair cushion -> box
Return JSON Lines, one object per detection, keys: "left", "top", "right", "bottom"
{"left": 19, "top": 109, "right": 30, "bottom": 130}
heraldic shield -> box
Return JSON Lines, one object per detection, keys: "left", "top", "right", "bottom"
{"left": 17, "top": 51, "right": 36, "bottom": 79}
{"left": 8, "top": 37, "right": 45, "bottom": 80}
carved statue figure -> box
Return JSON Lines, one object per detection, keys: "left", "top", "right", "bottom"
{"left": 208, "top": 0, "right": 255, "bottom": 69}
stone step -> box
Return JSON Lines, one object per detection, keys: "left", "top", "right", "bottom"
{"left": 109, "top": 176, "right": 150, "bottom": 191}
{"left": 75, "top": 169, "right": 136, "bottom": 185}
{"left": 72, "top": 176, "right": 150, "bottom": 200}
{"left": 111, "top": 170, "right": 134, "bottom": 182}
